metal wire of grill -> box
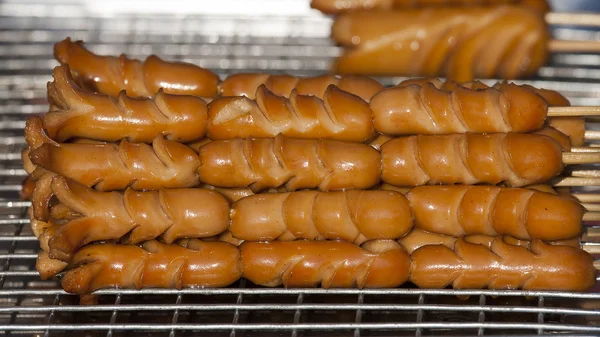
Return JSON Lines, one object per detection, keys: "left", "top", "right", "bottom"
{"left": 1, "top": 0, "right": 600, "bottom": 336}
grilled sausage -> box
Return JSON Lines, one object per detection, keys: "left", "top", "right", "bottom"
{"left": 381, "top": 133, "right": 563, "bottom": 187}
{"left": 58, "top": 240, "right": 241, "bottom": 294}
{"left": 548, "top": 117, "right": 586, "bottom": 147}
{"left": 407, "top": 185, "right": 584, "bottom": 240}
{"left": 241, "top": 240, "right": 410, "bottom": 288}
{"left": 219, "top": 73, "right": 383, "bottom": 102}
{"left": 370, "top": 82, "right": 547, "bottom": 134}
{"left": 197, "top": 135, "right": 381, "bottom": 191}
{"left": 398, "top": 228, "right": 580, "bottom": 254}
{"left": 44, "top": 65, "right": 207, "bottom": 143}
{"left": 230, "top": 190, "right": 412, "bottom": 243}
{"left": 208, "top": 85, "right": 375, "bottom": 142}
{"left": 332, "top": 7, "right": 549, "bottom": 81}
{"left": 33, "top": 175, "right": 229, "bottom": 261}
{"left": 26, "top": 117, "right": 200, "bottom": 191}
{"left": 54, "top": 38, "right": 219, "bottom": 98}
{"left": 410, "top": 238, "right": 596, "bottom": 291}
{"left": 312, "top": 0, "right": 549, "bottom": 14}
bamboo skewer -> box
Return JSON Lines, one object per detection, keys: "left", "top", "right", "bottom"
{"left": 545, "top": 12, "right": 600, "bottom": 28}
{"left": 548, "top": 107, "right": 600, "bottom": 117}
{"left": 548, "top": 40, "right": 600, "bottom": 53}
{"left": 562, "top": 152, "right": 600, "bottom": 165}
{"left": 552, "top": 177, "right": 600, "bottom": 187}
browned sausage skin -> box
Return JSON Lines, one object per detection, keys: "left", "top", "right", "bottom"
{"left": 241, "top": 240, "right": 410, "bottom": 288}
{"left": 230, "top": 190, "right": 412, "bottom": 243}
{"left": 219, "top": 73, "right": 383, "bottom": 102}
{"left": 312, "top": 0, "right": 549, "bottom": 14}
{"left": 31, "top": 175, "right": 230, "bottom": 261}
{"left": 407, "top": 185, "right": 584, "bottom": 241}
{"left": 59, "top": 240, "right": 241, "bottom": 294}
{"left": 54, "top": 38, "right": 219, "bottom": 98}
{"left": 371, "top": 82, "right": 548, "bottom": 134}
{"left": 332, "top": 7, "right": 549, "bottom": 81}
{"left": 45, "top": 65, "right": 208, "bottom": 143}
{"left": 208, "top": 84, "right": 375, "bottom": 142}
{"left": 410, "top": 238, "right": 595, "bottom": 291}
{"left": 197, "top": 135, "right": 381, "bottom": 192}
{"left": 381, "top": 133, "right": 564, "bottom": 187}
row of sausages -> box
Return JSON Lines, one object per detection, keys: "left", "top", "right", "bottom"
{"left": 26, "top": 117, "right": 575, "bottom": 191}
{"left": 46, "top": 63, "right": 559, "bottom": 144}
{"left": 35, "top": 237, "right": 595, "bottom": 295}
{"left": 31, "top": 174, "right": 583, "bottom": 262}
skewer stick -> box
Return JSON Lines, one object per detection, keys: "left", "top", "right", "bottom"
{"left": 583, "top": 212, "right": 600, "bottom": 222}
{"left": 573, "top": 193, "right": 600, "bottom": 203}
{"left": 570, "top": 170, "right": 600, "bottom": 178}
{"left": 582, "top": 204, "right": 600, "bottom": 212}
{"left": 561, "top": 152, "right": 600, "bottom": 165}
{"left": 552, "top": 177, "right": 600, "bottom": 187}
{"left": 571, "top": 147, "right": 600, "bottom": 153}
{"left": 545, "top": 12, "right": 600, "bottom": 28}
{"left": 548, "top": 106, "right": 600, "bottom": 117}
{"left": 548, "top": 40, "right": 600, "bottom": 53}
{"left": 584, "top": 131, "right": 600, "bottom": 141}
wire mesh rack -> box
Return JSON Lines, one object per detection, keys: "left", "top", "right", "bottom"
{"left": 1, "top": 0, "right": 600, "bottom": 336}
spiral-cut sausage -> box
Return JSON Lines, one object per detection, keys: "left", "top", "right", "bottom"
{"left": 371, "top": 82, "right": 547, "bottom": 134}
{"left": 208, "top": 84, "right": 375, "bottom": 142}
{"left": 332, "top": 6, "right": 549, "bottom": 81}
{"left": 44, "top": 65, "right": 207, "bottom": 143}
{"left": 548, "top": 118, "right": 586, "bottom": 147}
{"left": 54, "top": 38, "right": 219, "bottom": 98}
{"left": 410, "top": 238, "right": 596, "bottom": 291}
{"left": 197, "top": 135, "right": 381, "bottom": 192}
{"left": 399, "top": 228, "right": 580, "bottom": 254}
{"left": 26, "top": 117, "right": 200, "bottom": 191}
{"left": 230, "top": 190, "right": 412, "bottom": 243}
{"left": 219, "top": 73, "right": 383, "bottom": 102}
{"left": 381, "top": 133, "right": 563, "bottom": 187}
{"left": 57, "top": 240, "right": 241, "bottom": 294}
{"left": 407, "top": 185, "right": 584, "bottom": 241}
{"left": 312, "top": 0, "right": 549, "bottom": 14}
{"left": 32, "top": 176, "right": 229, "bottom": 261}
{"left": 241, "top": 240, "right": 410, "bottom": 288}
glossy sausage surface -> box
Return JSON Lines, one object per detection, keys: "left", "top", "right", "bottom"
{"left": 381, "top": 133, "right": 563, "bottom": 187}
{"left": 407, "top": 185, "right": 584, "bottom": 240}
{"left": 220, "top": 73, "right": 383, "bottom": 102}
{"left": 410, "top": 238, "right": 595, "bottom": 291}
{"left": 45, "top": 65, "right": 208, "bottom": 143}
{"left": 54, "top": 38, "right": 219, "bottom": 98}
{"left": 230, "top": 190, "right": 412, "bottom": 243}
{"left": 60, "top": 240, "right": 242, "bottom": 294}
{"left": 208, "top": 85, "right": 375, "bottom": 142}
{"left": 332, "top": 7, "right": 549, "bottom": 81}
{"left": 241, "top": 240, "right": 410, "bottom": 288}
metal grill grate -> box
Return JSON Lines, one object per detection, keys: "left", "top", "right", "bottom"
{"left": 1, "top": 1, "right": 600, "bottom": 335}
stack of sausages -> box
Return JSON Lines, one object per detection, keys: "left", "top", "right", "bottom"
{"left": 23, "top": 38, "right": 597, "bottom": 297}
{"left": 312, "top": 0, "right": 554, "bottom": 81}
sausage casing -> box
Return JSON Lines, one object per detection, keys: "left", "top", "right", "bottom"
{"left": 241, "top": 240, "right": 410, "bottom": 288}
{"left": 54, "top": 38, "right": 219, "bottom": 98}
{"left": 32, "top": 176, "right": 229, "bottom": 261}
{"left": 26, "top": 117, "right": 200, "bottom": 191}
{"left": 312, "top": 0, "right": 549, "bottom": 14}
{"left": 208, "top": 85, "right": 375, "bottom": 142}
{"left": 407, "top": 185, "right": 584, "bottom": 240}
{"left": 197, "top": 135, "right": 381, "bottom": 191}
{"left": 45, "top": 65, "right": 207, "bottom": 143}
{"left": 219, "top": 73, "right": 383, "bottom": 102}
{"left": 332, "top": 7, "right": 549, "bottom": 81}
{"left": 410, "top": 238, "right": 596, "bottom": 291}
{"left": 381, "top": 133, "right": 563, "bottom": 187}
{"left": 230, "top": 190, "right": 412, "bottom": 243}
{"left": 371, "top": 82, "right": 547, "bottom": 134}
{"left": 60, "top": 240, "right": 241, "bottom": 294}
